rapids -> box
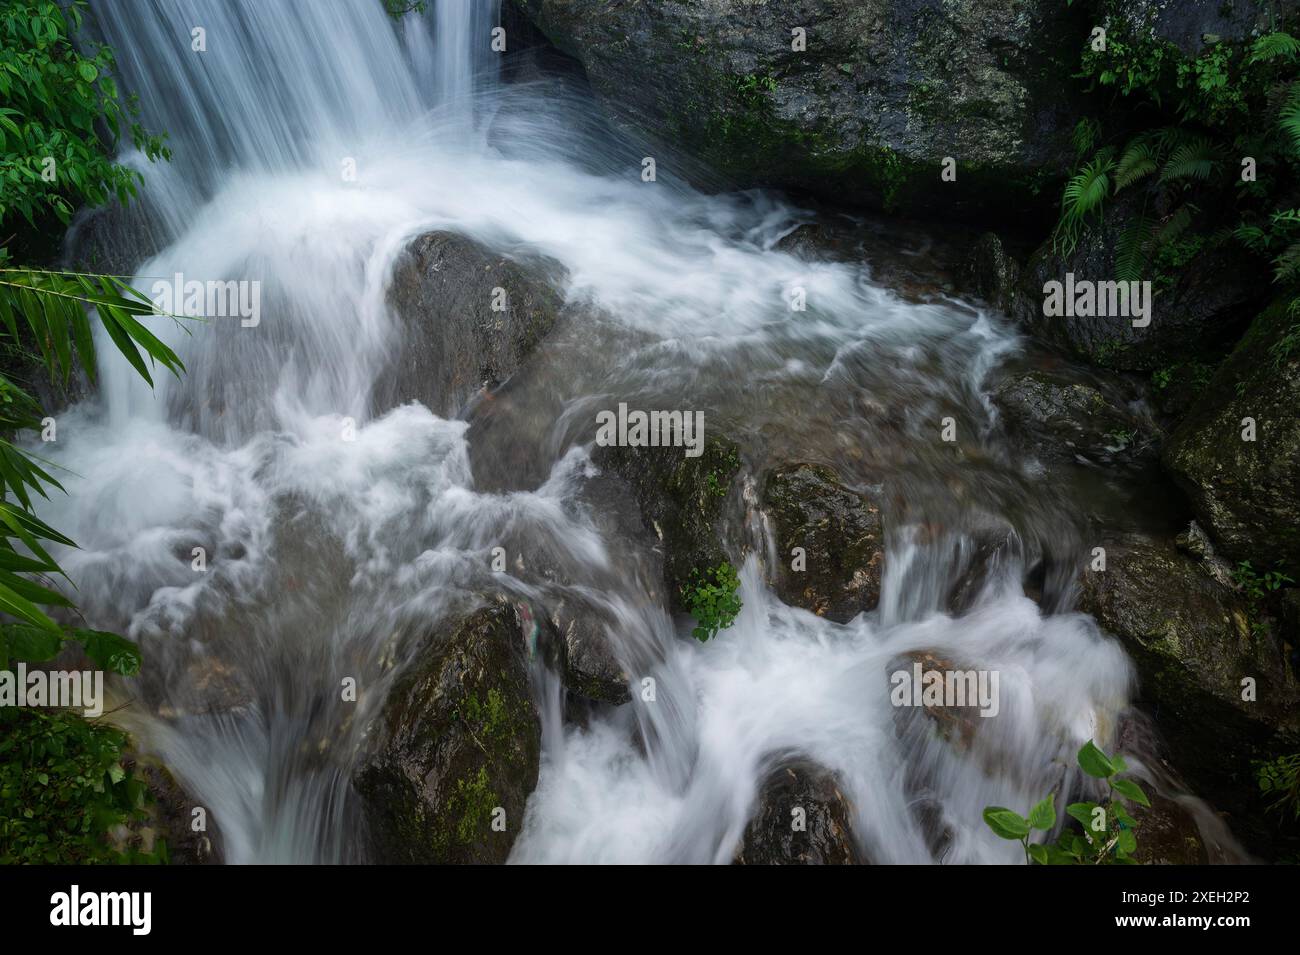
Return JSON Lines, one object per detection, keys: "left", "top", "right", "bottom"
{"left": 27, "top": 0, "right": 1238, "bottom": 863}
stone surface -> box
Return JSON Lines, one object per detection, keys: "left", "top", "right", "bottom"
{"left": 512, "top": 0, "right": 1086, "bottom": 219}
{"left": 761, "top": 462, "right": 884, "bottom": 621}
{"left": 383, "top": 231, "right": 566, "bottom": 417}
{"left": 355, "top": 600, "right": 556, "bottom": 864}
{"left": 1163, "top": 299, "right": 1300, "bottom": 577}
{"left": 735, "top": 760, "right": 862, "bottom": 864}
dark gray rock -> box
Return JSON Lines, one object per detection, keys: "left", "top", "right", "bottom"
{"left": 355, "top": 600, "right": 557, "bottom": 864}
{"left": 993, "top": 368, "right": 1156, "bottom": 467}
{"left": 761, "top": 462, "right": 884, "bottom": 622}
{"left": 735, "top": 760, "right": 863, "bottom": 864}
{"left": 593, "top": 436, "right": 743, "bottom": 613}
{"left": 1163, "top": 299, "right": 1300, "bottom": 577}
{"left": 1076, "top": 532, "right": 1300, "bottom": 842}
{"left": 383, "top": 231, "right": 566, "bottom": 417}
{"left": 512, "top": 0, "right": 1086, "bottom": 219}
{"left": 1015, "top": 193, "right": 1265, "bottom": 371}
{"left": 964, "top": 232, "right": 1021, "bottom": 314}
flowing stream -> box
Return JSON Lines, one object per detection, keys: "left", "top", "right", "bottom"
{"left": 32, "top": 0, "right": 1237, "bottom": 863}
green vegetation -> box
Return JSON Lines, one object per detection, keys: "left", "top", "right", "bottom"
{"left": 1255, "top": 753, "right": 1300, "bottom": 821}
{"left": 682, "top": 561, "right": 741, "bottom": 641}
{"left": 0, "top": 707, "right": 165, "bottom": 863}
{"left": 1, "top": 0, "right": 168, "bottom": 232}
{"left": 983, "top": 741, "right": 1150, "bottom": 864}
{"left": 1230, "top": 559, "right": 1295, "bottom": 601}
{"left": 1055, "top": 21, "right": 1300, "bottom": 330}
{"left": 1, "top": 0, "right": 183, "bottom": 864}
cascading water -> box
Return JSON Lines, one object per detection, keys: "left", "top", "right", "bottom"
{"left": 31, "top": 0, "right": 1239, "bottom": 863}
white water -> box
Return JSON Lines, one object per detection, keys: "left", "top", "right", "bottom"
{"left": 31, "top": 0, "right": 1210, "bottom": 863}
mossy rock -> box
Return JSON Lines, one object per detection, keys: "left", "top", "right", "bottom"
{"left": 761, "top": 462, "right": 884, "bottom": 622}
{"left": 1163, "top": 299, "right": 1300, "bottom": 577}
{"left": 516, "top": 0, "right": 1087, "bottom": 222}
{"left": 593, "top": 436, "right": 742, "bottom": 613}
{"left": 355, "top": 600, "right": 558, "bottom": 863}
{"left": 1076, "top": 532, "right": 1300, "bottom": 853}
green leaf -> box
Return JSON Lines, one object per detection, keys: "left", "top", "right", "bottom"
{"left": 1028, "top": 794, "right": 1056, "bottom": 830}
{"left": 72, "top": 629, "right": 142, "bottom": 676}
{"left": 76, "top": 62, "right": 97, "bottom": 84}
{"left": 982, "top": 806, "right": 1030, "bottom": 840}
{"left": 1066, "top": 801, "right": 1102, "bottom": 830}
{"left": 1111, "top": 778, "right": 1151, "bottom": 807}
{"left": 1077, "top": 740, "right": 1116, "bottom": 778}
{"left": 1027, "top": 843, "right": 1049, "bottom": 864}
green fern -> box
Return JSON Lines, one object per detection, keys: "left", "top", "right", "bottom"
{"left": 1279, "top": 83, "right": 1300, "bottom": 156}
{"left": 1115, "top": 213, "right": 1156, "bottom": 282}
{"left": 1160, "top": 137, "right": 1220, "bottom": 181}
{"left": 1114, "top": 139, "right": 1161, "bottom": 190}
{"left": 1274, "top": 242, "right": 1300, "bottom": 284}
{"left": 1248, "top": 32, "right": 1300, "bottom": 64}
{"left": 1054, "top": 149, "right": 1116, "bottom": 254}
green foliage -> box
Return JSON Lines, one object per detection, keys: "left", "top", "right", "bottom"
{"left": 0, "top": 0, "right": 169, "bottom": 229}
{"left": 1059, "top": 22, "right": 1300, "bottom": 313}
{"left": 0, "top": 707, "right": 164, "bottom": 863}
{"left": 383, "top": 0, "right": 427, "bottom": 16}
{"left": 983, "top": 741, "right": 1149, "bottom": 864}
{"left": 1255, "top": 753, "right": 1300, "bottom": 820}
{"left": 682, "top": 562, "right": 741, "bottom": 641}
{"left": 1230, "top": 559, "right": 1295, "bottom": 600}
{"left": 1053, "top": 150, "right": 1115, "bottom": 253}
{"left": 0, "top": 4, "right": 185, "bottom": 866}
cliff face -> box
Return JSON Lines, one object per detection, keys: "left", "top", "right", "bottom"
{"left": 511, "top": 0, "right": 1088, "bottom": 221}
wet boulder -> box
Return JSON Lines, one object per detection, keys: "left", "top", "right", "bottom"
{"left": 593, "top": 436, "right": 742, "bottom": 613}
{"left": 383, "top": 231, "right": 567, "bottom": 417}
{"left": 1076, "top": 532, "right": 1300, "bottom": 846}
{"left": 1014, "top": 194, "right": 1265, "bottom": 371}
{"left": 355, "top": 600, "right": 557, "bottom": 864}
{"left": 549, "top": 595, "right": 631, "bottom": 706}
{"left": 963, "top": 232, "right": 1021, "bottom": 315}
{"left": 513, "top": 0, "right": 1085, "bottom": 220}
{"left": 734, "top": 761, "right": 862, "bottom": 865}
{"left": 992, "top": 368, "right": 1156, "bottom": 468}
{"left": 1163, "top": 299, "right": 1300, "bottom": 578}
{"left": 119, "top": 755, "right": 224, "bottom": 864}
{"left": 761, "top": 462, "right": 884, "bottom": 622}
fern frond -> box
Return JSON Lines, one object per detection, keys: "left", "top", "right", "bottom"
{"left": 1160, "top": 138, "right": 1219, "bottom": 181}
{"left": 1115, "top": 140, "right": 1160, "bottom": 190}
{"left": 1053, "top": 150, "right": 1116, "bottom": 254}
{"left": 1155, "top": 205, "right": 1196, "bottom": 246}
{"left": 1115, "top": 214, "right": 1156, "bottom": 282}
{"left": 1274, "top": 242, "right": 1300, "bottom": 284}
{"left": 1249, "top": 32, "right": 1300, "bottom": 64}
{"left": 1279, "top": 82, "right": 1300, "bottom": 157}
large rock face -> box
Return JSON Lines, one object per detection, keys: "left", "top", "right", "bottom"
{"left": 383, "top": 231, "right": 566, "bottom": 417}
{"left": 1013, "top": 195, "right": 1266, "bottom": 371}
{"left": 1076, "top": 532, "right": 1300, "bottom": 850}
{"left": 761, "top": 462, "right": 884, "bottom": 622}
{"left": 355, "top": 601, "right": 555, "bottom": 864}
{"left": 1163, "top": 300, "right": 1300, "bottom": 577}
{"left": 735, "top": 761, "right": 862, "bottom": 864}
{"left": 512, "top": 0, "right": 1084, "bottom": 219}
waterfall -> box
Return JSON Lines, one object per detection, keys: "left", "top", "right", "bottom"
{"left": 28, "top": 0, "right": 1226, "bottom": 863}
